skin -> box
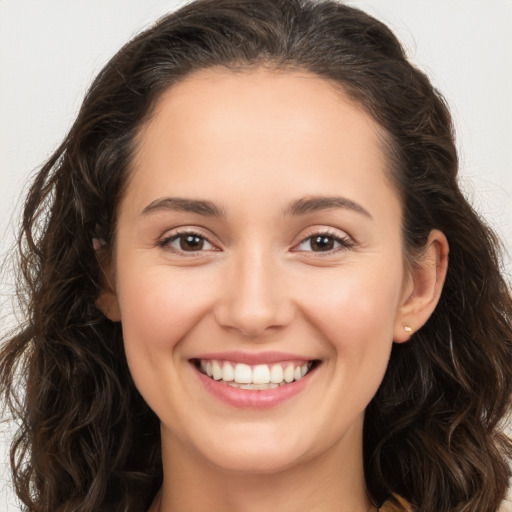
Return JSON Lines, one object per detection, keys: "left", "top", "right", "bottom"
{"left": 97, "top": 68, "right": 448, "bottom": 512}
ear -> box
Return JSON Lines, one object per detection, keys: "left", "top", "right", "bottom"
{"left": 93, "top": 239, "right": 122, "bottom": 322}
{"left": 393, "top": 229, "right": 449, "bottom": 343}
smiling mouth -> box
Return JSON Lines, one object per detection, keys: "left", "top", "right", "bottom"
{"left": 192, "top": 359, "right": 319, "bottom": 390}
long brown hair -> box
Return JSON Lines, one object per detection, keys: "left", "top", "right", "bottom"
{"left": 1, "top": 1, "right": 511, "bottom": 511}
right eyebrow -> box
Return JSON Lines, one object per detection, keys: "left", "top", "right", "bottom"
{"left": 140, "top": 197, "right": 226, "bottom": 217}
{"left": 284, "top": 195, "right": 372, "bottom": 219}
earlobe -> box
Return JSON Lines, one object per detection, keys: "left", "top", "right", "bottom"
{"left": 95, "top": 289, "right": 122, "bottom": 322}
{"left": 93, "top": 239, "right": 122, "bottom": 322}
{"left": 394, "top": 229, "right": 449, "bottom": 343}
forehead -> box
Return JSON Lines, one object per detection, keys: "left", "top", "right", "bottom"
{"left": 139, "top": 67, "right": 382, "bottom": 149}
{"left": 124, "top": 67, "right": 398, "bottom": 218}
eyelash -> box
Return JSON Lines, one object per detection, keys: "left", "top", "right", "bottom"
{"left": 158, "top": 228, "right": 216, "bottom": 256}
{"left": 293, "top": 229, "right": 354, "bottom": 255}
{"left": 158, "top": 228, "right": 354, "bottom": 256}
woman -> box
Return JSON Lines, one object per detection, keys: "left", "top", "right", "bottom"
{"left": 1, "top": 0, "right": 511, "bottom": 511}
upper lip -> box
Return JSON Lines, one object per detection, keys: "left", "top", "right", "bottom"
{"left": 191, "top": 351, "right": 315, "bottom": 365}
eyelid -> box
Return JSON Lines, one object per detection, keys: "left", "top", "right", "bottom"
{"left": 158, "top": 227, "right": 220, "bottom": 255}
{"left": 157, "top": 225, "right": 354, "bottom": 256}
{"left": 290, "top": 226, "right": 354, "bottom": 254}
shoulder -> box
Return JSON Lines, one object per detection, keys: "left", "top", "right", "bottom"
{"left": 380, "top": 495, "right": 411, "bottom": 512}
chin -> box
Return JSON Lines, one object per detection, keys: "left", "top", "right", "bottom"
{"left": 208, "top": 445, "right": 305, "bottom": 475}
{"left": 189, "top": 422, "right": 322, "bottom": 475}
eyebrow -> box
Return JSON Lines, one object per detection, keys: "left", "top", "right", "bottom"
{"left": 140, "top": 195, "right": 371, "bottom": 219}
{"left": 141, "top": 197, "right": 225, "bottom": 217}
{"left": 285, "top": 196, "right": 372, "bottom": 219}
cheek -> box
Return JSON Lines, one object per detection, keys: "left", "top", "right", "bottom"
{"left": 276, "top": 261, "right": 405, "bottom": 446}
{"left": 294, "top": 260, "right": 404, "bottom": 357}
{"left": 117, "top": 266, "right": 215, "bottom": 363}
{"left": 116, "top": 264, "right": 220, "bottom": 419}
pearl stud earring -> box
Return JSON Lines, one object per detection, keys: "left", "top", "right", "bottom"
{"left": 403, "top": 323, "right": 413, "bottom": 333}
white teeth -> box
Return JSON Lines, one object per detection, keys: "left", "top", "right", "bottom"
{"left": 234, "top": 363, "right": 252, "bottom": 384}
{"left": 212, "top": 360, "right": 223, "bottom": 380}
{"left": 270, "top": 364, "right": 284, "bottom": 383}
{"left": 252, "top": 364, "right": 270, "bottom": 384}
{"left": 199, "top": 359, "right": 314, "bottom": 386}
{"left": 240, "top": 383, "right": 269, "bottom": 390}
{"left": 284, "top": 364, "right": 294, "bottom": 383}
{"left": 222, "top": 362, "right": 235, "bottom": 382}
{"left": 228, "top": 382, "right": 280, "bottom": 390}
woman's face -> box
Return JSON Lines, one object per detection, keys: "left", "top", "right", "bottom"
{"left": 105, "top": 68, "right": 413, "bottom": 473}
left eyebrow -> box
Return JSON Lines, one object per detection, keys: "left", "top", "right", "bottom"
{"left": 140, "top": 197, "right": 226, "bottom": 217}
{"left": 284, "top": 196, "right": 373, "bottom": 219}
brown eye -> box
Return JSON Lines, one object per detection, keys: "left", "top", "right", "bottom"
{"left": 310, "top": 235, "right": 335, "bottom": 251}
{"left": 162, "top": 232, "right": 215, "bottom": 253}
{"left": 295, "top": 232, "right": 353, "bottom": 253}
{"left": 180, "top": 234, "right": 205, "bottom": 251}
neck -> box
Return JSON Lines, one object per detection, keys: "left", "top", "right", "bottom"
{"left": 151, "top": 419, "right": 374, "bottom": 512}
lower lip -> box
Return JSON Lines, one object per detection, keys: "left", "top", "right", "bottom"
{"left": 193, "top": 364, "right": 316, "bottom": 409}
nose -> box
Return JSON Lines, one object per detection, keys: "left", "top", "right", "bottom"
{"left": 213, "top": 247, "right": 294, "bottom": 338}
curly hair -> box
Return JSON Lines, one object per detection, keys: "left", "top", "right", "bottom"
{"left": 1, "top": 1, "right": 511, "bottom": 511}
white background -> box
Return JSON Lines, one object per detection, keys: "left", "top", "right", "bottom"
{"left": 1, "top": 1, "right": 511, "bottom": 510}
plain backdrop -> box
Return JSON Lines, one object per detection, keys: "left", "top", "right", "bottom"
{"left": 1, "top": 1, "right": 511, "bottom": 510}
